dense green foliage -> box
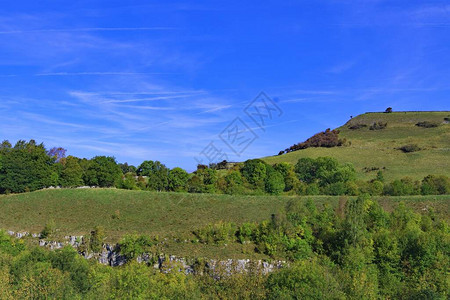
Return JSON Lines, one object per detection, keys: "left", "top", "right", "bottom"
{"left": 0, "top": 194, "right": 448, "bottom": 299}
{"left": 0, "top": 140, "right": 122, "bottom": 193}
{"left": 0, "top": 139, "right": 448, "bottom": 197}
{"left": 0, "top": 140, "right": 56, "bottom": 193}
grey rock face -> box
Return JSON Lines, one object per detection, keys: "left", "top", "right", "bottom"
{"left": 5, "top": 229, "right": 285, "bottom": 275}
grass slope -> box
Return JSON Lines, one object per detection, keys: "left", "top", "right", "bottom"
{"left": 263, "top": 111, "right": 450, "bottom": 181}
{"left": 1, "top": 189, "right": 448, "bottom": 241}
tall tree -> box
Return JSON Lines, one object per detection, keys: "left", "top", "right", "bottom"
{"left": 137, "top": 160, "right": 169, "bottom": 191}
{"left": 84, "top": 156, "right": 122, "bottom": 187}
{"left": 168, "top": 167, "right": 189, "bottom": 192}
{"left": 59, "top": 156, "right": 84, "bottom": 187}
{"left": 0, "top": 140, "right": 56, "bottom": 193}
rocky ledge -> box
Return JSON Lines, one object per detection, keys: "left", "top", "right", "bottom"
{"left": 5, "top": 230, "right": 285, "bottom": 276}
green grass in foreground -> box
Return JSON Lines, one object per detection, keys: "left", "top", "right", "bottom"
{"left": 1, "top": 189, "right": 448, "bottom": 240}
{"left": 263, "top": 111, "right": 450, "bottom": 181}
{"left": 1, "top": 188, "right": 448, "bottom": 259}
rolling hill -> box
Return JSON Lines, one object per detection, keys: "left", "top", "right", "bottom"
{"left": 262, "top": 111, "right": 450, "bottom": 181}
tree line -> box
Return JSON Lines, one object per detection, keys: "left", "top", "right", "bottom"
{"left": 0, "top": 139, "right": 449, "bottom": 196}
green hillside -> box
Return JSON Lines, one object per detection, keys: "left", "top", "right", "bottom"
{"left": 1, "top": 188, "right": 448, "bottom": 260}
{"left": 263, "top": 111, "right": 450, "bottom": 181}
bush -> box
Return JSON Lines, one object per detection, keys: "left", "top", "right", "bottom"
{"left": 348, "top": 123, "right": 367, "bottom": 130}
{"left": 384, "top": 177, "right": 420, "bottom": 196}
{"left": 398, "top": 144, "right": 421, "bottom": 153}
{"left": 305, "top": 183, "right": 320, "bottom": 195}
{"left": 41, "top": 219, "right": 56, "bottom": 239}
{"left": 368, "top": 180, "right": 384, "bottom": 196}
{"left": 118, "top": 235, "right": 156, "bottom": 259}
{"left": 237, "top": 223, "right": 257, "bottom": 244}
{"left": 283, "top": 128, "right": 345, "bottom": 153}
{"left": 121, "top": 172, "right": 137, "bottom": 190}
{"left": 266, "top": 258, "right": 345, "bottom": 299}
{"left": 369, "top": 122, "right": 387, "bottom": 130}
{"left": 89, "top": 226, "right": 105, "bottom": 252}
{"left": 325, "top": 182, "right": 347, "bottom": 195}
{"left": 223, "top": 171, "right": 244, "bottom": 195}
{"left": 265, "top": 167, "right": 285, "bottom": 195}
{"left": 421, "top": 175, "right": 450, "bottom": 195}
{"left": 193, "top": 222, "right": 237, "bottom": 244}
{"left": 416, "top": 121, "right": 440, "bottom": 128}
{"left": 295, "top": 157, "right": 356, "bottom": 187}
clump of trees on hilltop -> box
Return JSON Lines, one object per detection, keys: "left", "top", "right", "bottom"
{"left": 0, "top": 139, "right": 449, "bottom": 196}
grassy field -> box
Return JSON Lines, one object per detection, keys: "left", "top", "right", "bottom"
{"left": 263, "top": 111, "right": 450, "bottom": 181}
{"left": 1, "top": 188, "right": 448, "bottom": 241}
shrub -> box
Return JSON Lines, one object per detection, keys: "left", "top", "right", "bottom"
{"left": 266, "top": 258, "right": 345, "bottom": 299}
{"left": 118, "top": 234, "right": 156, "bottom": 259}
{"left": 421, "top": 175, "right": 450, "bottom": 195}
{"left": 369, "top": 122, "right": 387, "bottom": 130}
{"left": 325, "top": 182, "right": 347, "bottom": 195}
{"left": 376, "top": 170, "right": 385, "bottom": 182}
{"left": 295, "top": 157, "right": 356, "bottom": 187}
{"left": 265, "top": 167, "right": 285, "bottom": 195}
{"left": 348, "top": 123, "right": 367, "bottom": 130}
{"left": 305, "top": 183, "right": 320, "bottom": 195}
{"left": 121, "top": 172, "right": 137, "bottom": 190}
{"left": 383, "top": 177, "right": 420, "bottom": 196}
{"left": 398, "top": 144, "right": 421, "bottom": 153}
{"left": 41, "top": 219, "right": 56, "bottom": 239}
{"left": 283, "top": 128, "right": 345, "bottom": 153}
{"left": 416, "top": 121, "right": 440, "bottom": 128}
{"left": 193, "top": 222, "right": 237, "bottom": 244}
{"left": 345, "top": 181, "right": 360, "bottom": 196}
{"left": 89, "top": 226, "right": 105, "bottom": 253}
{"left": 237, "top": 222, "right": 257, "bottom": 244}
{"left": 368, "top": 180, "right": 384, "bottom": 196}
{"left": 223, "top": 171, "right": 244, "bottom": 195}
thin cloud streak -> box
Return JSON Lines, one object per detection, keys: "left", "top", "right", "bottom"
{"left": 0, "top": 27, "right": 176, "bottom": 34}
{"left": 35, "top": 72, "right": 177, "bottom": 76}
{"left": 101, "top": 95, "right": 196, "bottom": 103}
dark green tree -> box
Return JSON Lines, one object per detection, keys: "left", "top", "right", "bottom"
{"left": 59, "top": 156, "right": 84, "bottom": 187}
{"left": 223, "top": 170, "right": 244, "bottom": 195}
{"left": 265, "top": 166, "right": 285, "bottom": 195}
{"left": 168, "top": 167, "right": 189, "bottom": 192}
{"left": 0, "top": 140, "right": 56, "bottom": 193}
{"left": 137, "top": 160, "right": 169, "bottom": 191}
{"left": 84, "top": 156, "right": 122, "bottom": 187}
{"left": 241, "top": 159, "right": 267, "bottom": 189}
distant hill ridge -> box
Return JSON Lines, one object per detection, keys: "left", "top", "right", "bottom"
{"left": 263, "top": 111, "right": 450, "bottom": 181}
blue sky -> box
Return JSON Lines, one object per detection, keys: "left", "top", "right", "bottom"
{"left": 0, "top": 1, "right": 449, "bottom": 170}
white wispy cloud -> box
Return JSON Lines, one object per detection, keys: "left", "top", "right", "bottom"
{"left": 100, "top": 94, "right": 199, "bottom": 104}
{"left": 35, "top": 72, "right": 176, "bottom": 76}
{"left": 0, "top": 27, "right": 176, "bottom": 34}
